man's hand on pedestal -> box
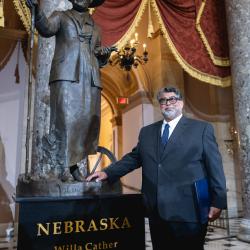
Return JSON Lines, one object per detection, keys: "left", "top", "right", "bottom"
{"left": 86, "top": 171, "right": 108, "bottom": 182}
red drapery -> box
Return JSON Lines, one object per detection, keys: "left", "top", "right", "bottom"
{"left": 154, "top": 0, "right": 230, "bottom": 83}
{"left": 92, "top": 0, "right": 144, "bottom": 46}
{"left": 92, "top": 0, "right": 231, "bottom": 86}
{"left": 199, "top": 0, "right": 229, "bottom": 61}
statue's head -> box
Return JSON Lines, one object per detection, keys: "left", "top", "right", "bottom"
{"left": 68, "top": 0, "right": 105, "bottom": 8}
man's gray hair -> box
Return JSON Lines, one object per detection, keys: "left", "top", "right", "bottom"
{"left": 156, "top": 86, "right": 183, "bottom": 101}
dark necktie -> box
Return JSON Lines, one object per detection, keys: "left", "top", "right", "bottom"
{"left": 161, "top": 123, "right": 170, "bottom": 146}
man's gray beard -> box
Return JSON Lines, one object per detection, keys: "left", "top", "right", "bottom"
{"left": 161, "top": 109, "right": 179, "bottom": 120}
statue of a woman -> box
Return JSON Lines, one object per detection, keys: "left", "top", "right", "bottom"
{"left": 26, "top": 0, "right": 115, "bottom": 182}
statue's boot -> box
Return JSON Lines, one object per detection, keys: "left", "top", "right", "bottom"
{"left": 61, "top": 168, "right": 74, "bottom": 182}
{"left": 70, "top": 165, "right": 85, "bottom": 182}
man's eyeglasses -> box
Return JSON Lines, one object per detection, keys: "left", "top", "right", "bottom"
{"left": 159, "top": 96, "right": 182, "bottom": 105}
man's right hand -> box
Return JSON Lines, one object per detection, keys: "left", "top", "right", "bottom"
{"left": 26, "top": 0, "right": 38, "bottom": 9}
{"left": 86, "top": 171, "right": 108, "bottom": 182}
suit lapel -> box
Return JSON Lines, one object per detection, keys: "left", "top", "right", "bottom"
{"left": 154, "top": 121, "right": 163, "bottom": 161}
{"left": 160, "top": 116, "right": 188, "bottom": 161}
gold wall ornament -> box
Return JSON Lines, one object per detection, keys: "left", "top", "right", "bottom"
{"left": 0, "top": 0, "right": 4, "bottom": 27}
{"left": 224, "top": 139, "right": 234, "bottom": 156}
{"left": 224, "top": 126, "right": 238, "bottom": 156}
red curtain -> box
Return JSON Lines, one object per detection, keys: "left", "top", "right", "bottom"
{"left": 92, "top": 0, "right": 143, "bottom": 46}
{"left": 92, "top": 0, "right": 231, "bottom": 84}
{"left": 199, "top": 0, "right": 229, "bottom": 59}
{"left": 155, "top": 0, "right": 230, "bottom": 79}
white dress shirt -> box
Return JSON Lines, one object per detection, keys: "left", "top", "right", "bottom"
{"left": 161, "top": 114, "right": 183, "bottom": 139}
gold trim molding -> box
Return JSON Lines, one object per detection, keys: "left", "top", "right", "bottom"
{"left": 196, "top": 0, "right": 230, "bottom": 67}
{"left": 13, "top": 0, "right": 31, "bottom": 33}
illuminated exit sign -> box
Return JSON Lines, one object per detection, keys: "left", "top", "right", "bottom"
{"left": 117, "top": 97, "right": 129, "bottom": 105}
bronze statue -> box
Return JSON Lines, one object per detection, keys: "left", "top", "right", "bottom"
{"left": 26, "top": 0, "right": 115, "bottom": 182}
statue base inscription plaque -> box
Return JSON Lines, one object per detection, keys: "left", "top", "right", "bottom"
{"left": 16, "top": 193, "right": 145, "bottom": 250}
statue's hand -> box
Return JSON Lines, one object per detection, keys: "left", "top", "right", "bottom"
{"left": 109, "top": 46, "right": 118, "bottom": 53}
{"left": 26, "top": 0, "right": 39, "bottom": 9}
{"left": 98, "top": 46, "right": 117, "bottom": 56}
{"left": 95, "top": 46, "right": 118, "bottom": 66}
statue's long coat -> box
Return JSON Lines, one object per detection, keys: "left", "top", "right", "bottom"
{"left": 35, "top": 9, "right": 106, "bottom": 169}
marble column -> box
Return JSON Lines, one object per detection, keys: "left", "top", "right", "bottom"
{"left": 31, "top": 0, "right": 70, "bottom": 175}
{"left": 225, "top": 0, "right": 250, "bottom": 242}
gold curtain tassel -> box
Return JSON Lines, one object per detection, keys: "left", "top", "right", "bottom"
{"left": 15, "top": 40, "right": 21, "bottom": 84}
{"left": 15, "top": 63, "right": 20, "bottom": 84}
{"left": 147, "top": 0, "right": 154, "bottom": 38}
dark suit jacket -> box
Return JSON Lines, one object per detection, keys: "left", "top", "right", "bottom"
{"left": 35, "top": 9, "right": 104, "bottom": 87}
{"left": 104, "top": 116, "right": 227, "bottom": 223}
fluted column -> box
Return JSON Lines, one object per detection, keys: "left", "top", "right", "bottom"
{"left": 225, "top": 0, "right": 250, "bottom": 242}
{"left": 31, "top": 0, "right": 70, "bottom": 175}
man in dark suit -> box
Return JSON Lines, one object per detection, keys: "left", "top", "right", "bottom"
{"left": 87, "top": 86, "right": 227, "bottom": 250}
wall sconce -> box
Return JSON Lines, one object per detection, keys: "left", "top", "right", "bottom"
{"left": 109, "top": 33, "right": 148, "bottom": 71}
{"left": 224, "top": 139, "right": 234, "bottom": 156}
{"left": 223, "top": 125, "right": 238, "bottom": 156}
{"left": 230, "top": 126, "right": 238, "bottom": 137}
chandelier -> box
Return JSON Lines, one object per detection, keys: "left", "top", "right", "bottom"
{"left": 109, "top": 33, "right": 148, "bottom": 71}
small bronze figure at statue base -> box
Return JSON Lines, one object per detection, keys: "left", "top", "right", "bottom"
{"left": 16, "top": 145, "right": 122, "bottom": 197}
{"left": 16, "top": 173, "right": 121, "bottom": 197}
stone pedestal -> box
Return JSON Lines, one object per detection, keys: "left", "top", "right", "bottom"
{"left": 16, "top": 173, "right": 122, "bottom": 198}
{"left": 16, "top": 194, "right": 145, "bottom": 250}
